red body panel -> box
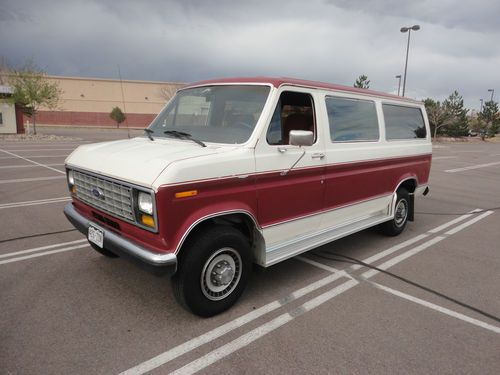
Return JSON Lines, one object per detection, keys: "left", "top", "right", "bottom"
{"left": 73, "top": 154, "right": 431, "bottom": 255}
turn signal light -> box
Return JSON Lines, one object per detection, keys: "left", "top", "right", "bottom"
{"left": 141, "top": 214, "right": 155, "bottom": 227}
{"left": 175, "top": 190, "right": 198, "bottom": 199}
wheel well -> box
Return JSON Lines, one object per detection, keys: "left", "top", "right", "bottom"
{"left": 177, "top": 213, "right": 261, "bottom": 260}
{"left": 397, "top": 178, "right": 417, "bottom": 194}
{"left": 396, "top": 178, "right": 417, "bottom": 221}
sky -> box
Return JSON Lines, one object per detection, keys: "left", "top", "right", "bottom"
{"left": 1, "top": 0, "right": 499, "bottom": 110}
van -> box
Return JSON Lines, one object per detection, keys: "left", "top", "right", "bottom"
{"left": 64, "top": 77, "right": 432, "bottom": 316}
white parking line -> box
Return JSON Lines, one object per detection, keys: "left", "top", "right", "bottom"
{"left": 432, "top": 156, "right": 457, "bottom": 160}
{"left": 0, "top": 239, "right": 87, "bottom": 259}
{"left": 370, "top": 282, "right": 500, "bottom": 334}
{"left": 0, "top": 155, "right": 69, "bottom": 159}
{"left": 0, "top": 197, "right": 71, "bottom": 209}
{"left": 0, "top": 244, "right": 88, "bottom": 265}
{"left": 2, "top": 148, "right": 75, "bottom": 152}
{"left": 0, "top": 149, "right": 66, "bottom": 174}
{"left": 169, "top": 279, "right": 360, "bottom": 375}
{"left": 0, "top": 164, "right": 64, "bottom": 169}
{"left": 444, "top": 211, "right": 494, "bottom": 235}
{"left": 0, "top": 176, "right": 65, "bottom": 184}
{"left": 445, "top": 161, "right": 500, "bottom": 173}
{"left": 121, "top": 211, "right": 492, "bottom": 375}
{"left": 120, "top": 270, "right": 350, "bottom": 375}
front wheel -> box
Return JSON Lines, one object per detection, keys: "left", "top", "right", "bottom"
{"left": 380, "top": 188, "right": 410, "bottom": 236}
{"left": 172, "top": 225, "right": 251, "bottom": 317}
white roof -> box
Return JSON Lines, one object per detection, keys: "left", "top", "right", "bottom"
{"left": 0, "top": 85, "right": 13, "bottom": 95}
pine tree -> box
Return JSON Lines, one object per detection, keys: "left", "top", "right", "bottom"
{"left": 480, "top": 100, "right": 500, "bottom": 137}
{"left": 354, "top": 75, "right": 370, "bottom": 89}
{"left": 442, "top": 90, "right": 469, "bottom": 137}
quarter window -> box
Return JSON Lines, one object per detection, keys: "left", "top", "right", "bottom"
{"left": 383, "top": 104, "right": 426, "bottom": 140}
{"left": 325, "top": 97, "right": 379, "bottom": 142}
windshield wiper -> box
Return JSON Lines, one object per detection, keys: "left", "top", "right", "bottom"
{"left": 143, "top": 128, "right": 155, "bottom": 141}
{"left": 163, "top": 130, "right": 206, "bottom": 147}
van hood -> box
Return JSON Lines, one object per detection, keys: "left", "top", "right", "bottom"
{"left": 65, "top": 137, "right": 224, "bottom": 188}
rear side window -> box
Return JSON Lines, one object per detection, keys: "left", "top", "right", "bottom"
{"left": 325, "top": 97, "right": 379, "bottom": 142}
{"left": 383, "top": 104, "right": 426, "bottom": 140}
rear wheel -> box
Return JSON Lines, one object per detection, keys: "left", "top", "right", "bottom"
{"left": 172, "top": 225, "right": 251, "bottom": 317}
{"left": 88, "top": 242, "right": 119, "bottom": 258}
{"left": 380, "top": 188, "right": 410, "bottom": 236}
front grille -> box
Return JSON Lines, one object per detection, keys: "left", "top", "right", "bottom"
{"left": 73, "top": 170, "right": 134, "bottom": 222}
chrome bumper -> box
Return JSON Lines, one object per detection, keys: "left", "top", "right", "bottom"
{"left": 64, "top": 203, "right": 177, "bottom": 276}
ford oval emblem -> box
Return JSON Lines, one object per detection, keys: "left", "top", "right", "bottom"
{"left": 91, "top": 187, "right": 104, "bottom": 199}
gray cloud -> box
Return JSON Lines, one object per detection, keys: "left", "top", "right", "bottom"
{"left": 1, "top": 0, "right": 499, "bottom": 110}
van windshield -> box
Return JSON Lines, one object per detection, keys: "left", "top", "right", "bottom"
{"left": 147, "top": 85, "right": 270, "bottom": 144}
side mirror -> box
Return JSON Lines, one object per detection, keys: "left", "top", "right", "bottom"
{"left": 289, "top": 130, "right": 314, "bottom": 146}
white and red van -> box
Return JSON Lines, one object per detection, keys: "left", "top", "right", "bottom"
{"left": 64, "top": 77, "right": 432, "bottom": 316}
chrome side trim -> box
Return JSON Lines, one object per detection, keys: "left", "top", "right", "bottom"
{"left": 174, "top": 209, "right": 262, "bottom": 254}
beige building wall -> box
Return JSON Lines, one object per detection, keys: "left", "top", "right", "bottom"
{"left": 0, "top": 100, "right": 17, "bottom": 134}
{"left": 44, "top": 76, "right": 184, "bottom": 114}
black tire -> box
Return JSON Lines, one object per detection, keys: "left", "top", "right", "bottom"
{"left": 380, "top": 188, "right": 410, "bottom": 236}
{"left": 172, "top": 225, "right": 251, "bottom": 317}
{"left": 89, "top": 242, "right": 119, "bottom": 258}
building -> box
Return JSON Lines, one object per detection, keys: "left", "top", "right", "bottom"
{"left": 35, "top": 76, "right": 184, "bottom": 128}
{"left": 0, "top": 85, "right": 22, "bottom": 134}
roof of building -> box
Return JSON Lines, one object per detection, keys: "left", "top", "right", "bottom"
{"left": 185, "top": 76, "right": 420, "bottom": 103}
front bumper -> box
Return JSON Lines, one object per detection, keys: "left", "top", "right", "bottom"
{"left": 64, "top": 203, "right": 177, "bottom": 276}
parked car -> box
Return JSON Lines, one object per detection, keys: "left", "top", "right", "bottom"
{"left": 64, "top": 77, "right": 432, "bottom": 316}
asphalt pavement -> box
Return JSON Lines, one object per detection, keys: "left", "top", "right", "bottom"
{"left": 1, "top": 128, "right": 499, "bottom": 375}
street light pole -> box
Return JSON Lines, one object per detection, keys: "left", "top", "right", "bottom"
{"left": 480, "top": 99, "right": 484, "bottom": 112}
{"left": 488, "top": 89, "right": 495, "bottom": 101}
{"left": 400, "top": 25, "right": 420, "bottom": 97}
{"left": 395, "top": 75, "right": 402, "bottom": 96}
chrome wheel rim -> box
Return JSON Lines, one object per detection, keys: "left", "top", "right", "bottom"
{"left": 394, "top": 199, "right": 408, "bottom": 227}
{"left": 201, "top": 248, "right": 242, "bottom": 301}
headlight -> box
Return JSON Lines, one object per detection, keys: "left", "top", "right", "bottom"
{"left": 138, "top": 192, "right": 153, "bottom": 215}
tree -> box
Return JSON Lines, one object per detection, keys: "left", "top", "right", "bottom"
{"left": 159, "top": 85, "right": 179, "bottom": 102}
{"left": 479, "top": 100, "right": 500, "bottom": 137}
{"left": 468, "top": 113, "right": 488, "bottom": 140}
{"left": 354, "top": 75, "right": 370, "bottom": 89}
{"left": 110, "top": 106, "right": 126, "bottom": 128}
{"left": 8, "top": 61, "right": 61, "bottom": 135}
{"left": 442, "top": 90, "right": 469, "bottom": 137}
{"left": 423, "top": 98, "right": 456, "bottom": 139}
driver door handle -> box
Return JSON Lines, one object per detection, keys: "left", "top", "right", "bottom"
{"left": 311, "top": 152, "right": 325, "bottom": 160}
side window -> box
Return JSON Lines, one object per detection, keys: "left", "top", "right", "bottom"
{"left": 0, "top": 112, "right": 3, "bottom": 125}
{"left": 325, "top": 97, "right": 379, "bottom": 142}
{"left": 266, "top": 91, "right": 315, "bottom": 145}
{"left": 383, "top": 104, "right": 426, "bottom": 140}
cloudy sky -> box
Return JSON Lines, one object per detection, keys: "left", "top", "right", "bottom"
{"left": 1, "top": 0, "right": 499, "bottom": 110}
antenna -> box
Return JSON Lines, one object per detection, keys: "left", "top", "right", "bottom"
{"left": 117, "top": 64, "right": 130, "bottom": 139}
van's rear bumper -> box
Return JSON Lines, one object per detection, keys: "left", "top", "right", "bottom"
{"left": 64, "top": 203, "right": 177, "bottom": 276}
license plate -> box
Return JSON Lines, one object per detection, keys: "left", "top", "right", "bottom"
{"left": 88, "top": 225, "right": 104, "bottom": 248}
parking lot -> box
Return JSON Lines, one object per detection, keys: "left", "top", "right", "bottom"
{"left": 1, "top": 128, "right": 499, "bottom": 375}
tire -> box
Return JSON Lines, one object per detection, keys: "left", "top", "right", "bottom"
{"left": 89, "top": 242, "right": 119, "bottom": 258}
{"left": 380, "top": 188, "right": 410, "bottom": 236}
{"left": 172, "top": 225, "right": 251, "bottom": 317}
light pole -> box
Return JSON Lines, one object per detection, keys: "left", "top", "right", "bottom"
{"left": 395, "top": 75, "right": 402, "bottom": 96}
{"left": 480, "top": 99, "right": 484, "bottom": 112}
{"left": 488, "top": 88, "right": 495, "bottom": 101}
{"left": 400, "top": 24, "right": 420, "bottom": 97}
